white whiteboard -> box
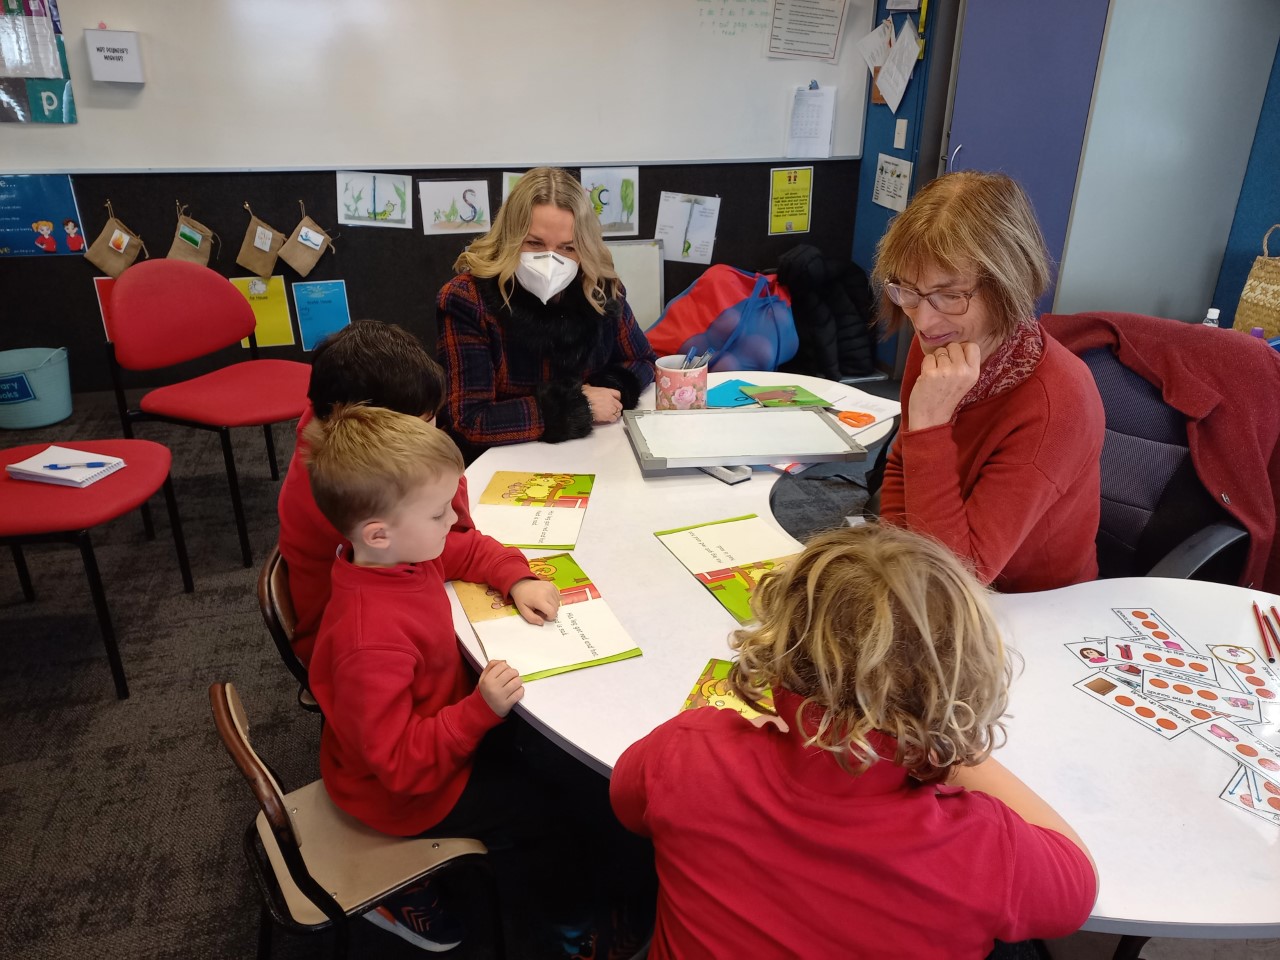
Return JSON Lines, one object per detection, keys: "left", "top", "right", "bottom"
{"left": 606, "top": 239, "right": 665, "bottom": 331}
{"left": 624, "top": 408, "right": 866, "bottom": 470}
{"left": 7, "top": 0, "right": 872, "bottom": 173}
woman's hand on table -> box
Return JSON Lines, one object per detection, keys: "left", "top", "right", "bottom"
{"left": 478, "top": 659, "right": 524, "bottom": 717}
{"left": 512, "top": 577, "right": 561, "bottom": 625}
{"left": 908, "top": 341, "right": 981, "bottom": 431}
{"left": 582, "top": 385, "right": 623, "bottom": 424}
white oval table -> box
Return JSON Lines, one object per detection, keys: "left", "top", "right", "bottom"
{"left": 450, "top": 371, "right": 1280, "bottom": 941}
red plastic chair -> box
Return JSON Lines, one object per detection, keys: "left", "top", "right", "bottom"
{"left": 2, "top": 439, "right": 194, "bottom": 699}
{"left": 106, "top": 260, "right": 310, "bottom": 566}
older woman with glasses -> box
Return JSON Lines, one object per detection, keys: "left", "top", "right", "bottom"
{"left": 870, "top": 171, "right": 1104, "bottom": 592}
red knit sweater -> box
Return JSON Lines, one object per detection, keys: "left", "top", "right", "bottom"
{"left": 610, "top": 690, "right": 1097, "bottom": 959}
{"left": 276, "top": 408, "right": 473, "bottom": 665}
{"left": 881, "top": 331, "right": 1103, "bottom": 592}
{"left": 309, "top": 537, "right": 534, "bottom": 836}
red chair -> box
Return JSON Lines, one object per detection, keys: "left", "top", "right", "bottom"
{"left": 106, "top": 260, "right": 310, "bottom": 567}
{"left": 2, "top": 439, "right": 193, "bottom": 699}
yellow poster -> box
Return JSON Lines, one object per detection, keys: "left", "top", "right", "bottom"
{"left": 769, "top": 166, "right": 813, "bottom": 236}
{"left": 232, "top": 275, "right": 296, "bottom": 347}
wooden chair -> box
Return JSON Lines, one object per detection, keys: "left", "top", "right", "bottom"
{"left": 106, "top": 260, "right": 310, "bottom": 567}
{"left": 210, "top": 682, "right": 504, "bottom": 960}
{"left": 256, "top": 544, "right": 319, "bottom": 712}
{"left": 2, "top": 438, "right": 193, "bottom": 699}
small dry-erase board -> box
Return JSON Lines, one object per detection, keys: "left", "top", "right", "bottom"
{"left": 623, "top": 408, "right": 867, "bottom": 472}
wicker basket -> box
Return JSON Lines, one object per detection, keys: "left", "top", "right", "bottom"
{"left": 1237, "top": 224, "right": 1280, "bottom": 339}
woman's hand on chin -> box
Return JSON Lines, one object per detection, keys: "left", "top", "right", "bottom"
{"left": 909, "top": 341, "right": 981, "bottom": 431}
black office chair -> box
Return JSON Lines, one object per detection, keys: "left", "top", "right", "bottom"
{"left": 1080, "top": 346, "right": 1248, "bottom": 582}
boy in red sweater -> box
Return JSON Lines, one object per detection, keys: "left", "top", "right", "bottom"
{"left": 305, "top": 404, "right": 561, "bottom": 952}
{"left": 277, "top": 319, "right": 474, "bottom": 666}
{"left": 611, "top": 524, "right": 1098, "bottom": 959}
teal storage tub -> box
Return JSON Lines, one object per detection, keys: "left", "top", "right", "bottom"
{"left": 0, "top": 347, "right": 73, "bottom": 429}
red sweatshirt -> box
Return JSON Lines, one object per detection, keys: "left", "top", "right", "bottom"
{"left": 880, "top": 331, "right": 1103, "bottom": 592}
{"left": 309, "top": 534, "right": 534, "bottom": 836}
{"left": 277, "top": 408, "right": 473, "bottom": 665}
{"left": 610, "top": 690, "right": 1097, "bottom": 959}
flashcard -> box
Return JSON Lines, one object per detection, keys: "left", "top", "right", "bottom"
{"left": 1107, "top": 639, "right": 1218, "bottom": 682}
{"left": 1103, "top": 665, "right": 1144, "bottom": 689}
{"left": 1193, "top": 718, "right": 1280, "bottom": 787}
{"left": 1105, "top": 635, "right": 1158, "bottom": 664}
{"left": 1220, "top": 765, "right": 1280, "bottom": 826}
{"left": 1074, "top": 672, "right": 1192, "bottom": 738}
{"left": 1142, "top": 671, "right": 1263, "bottom": 723}
{"left": 1066, "top": 639, "right": 1114, "bottom": 667}
{"left": 1112, "top": 608, "right": 1193, "bottom": 652}
{"left": 1208, "top": 644, "right": 1280, "bottom": 704}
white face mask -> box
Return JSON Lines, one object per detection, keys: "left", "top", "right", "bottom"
{"left": 515, "top": 251, "right": 579, "bottom": 304}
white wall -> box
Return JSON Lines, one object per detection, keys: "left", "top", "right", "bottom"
{"left": 1055, "top": 0, "right": 1280, "bottom": 320}
{"left": 5, "top": 0, "right": 872, "bottom": 172}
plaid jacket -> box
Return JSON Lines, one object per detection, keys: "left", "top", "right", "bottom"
{"left": 436, "top": 273, "right": 656, "bottom": 458}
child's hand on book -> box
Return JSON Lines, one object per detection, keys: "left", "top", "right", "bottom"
{"left": 511, "top": 578, "right": 561, "bottom": 625}
{"left": 478, "top": 660, "right": 524, "bottom": 717}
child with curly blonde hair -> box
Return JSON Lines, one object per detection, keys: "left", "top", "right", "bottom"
{"left": 610, "top": 523, "right": 1097, "bottom": 959}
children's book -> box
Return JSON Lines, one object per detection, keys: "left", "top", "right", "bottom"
{"left": 654, "top": 514, "right": 799, "bottom": 623}
{"left": 683, "top": 658, "right": 782, "bottom": 730}
{"left": 469, "top": 471, "right": 595, "bottom": 550}
{"left": 739, "top": 384, "right": 831, "bottom": 407}
{"left": 453, "top": 552, "right": 641, "bottom": 681}
{"left": 4, "top": 445, "right": 125, "bottom": 488}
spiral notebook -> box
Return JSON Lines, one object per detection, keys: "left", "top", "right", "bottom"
{"left": 4, "top": 445, "right": 126, "bottom": 488}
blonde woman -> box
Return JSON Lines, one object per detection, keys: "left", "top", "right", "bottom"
{"left": 871, "top": 171, "right": 1104, "bottom": 592}
{"left": 436, "top": 167, "right": 656, "bottom": 460}
{"left": 610, "top": 524, "right": 1097, "bottom": 959}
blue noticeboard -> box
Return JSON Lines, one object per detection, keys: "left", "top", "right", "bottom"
{"left": 0, "top": 173, "right": 84, "bottom": 257}
{"left": 293, "top": 279, "right": 352, "bottom": 351}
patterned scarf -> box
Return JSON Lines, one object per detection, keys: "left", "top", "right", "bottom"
{"left": 956, "top": 318, "right": 1045, "bottom": 413}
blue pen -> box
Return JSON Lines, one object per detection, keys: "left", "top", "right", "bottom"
{"left": 681, "top": 348, "right": 697, "bottom": 370}
{"left": 44, "top": 462, "right": 110, "bottom": 470}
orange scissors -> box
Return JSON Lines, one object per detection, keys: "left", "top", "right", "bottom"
{"left": 827, "top": 408, "right": 876, "bottom": 428}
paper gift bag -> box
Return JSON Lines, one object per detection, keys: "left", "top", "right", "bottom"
{"left": 84, "top": 203, "right": 146, "bottom": 278}
{"left": 167, "top": 205, "right": 216, "bottom": 266}
{"left": 1237, "top": 225, "right": 1280, "bottom": 340}
{"left": 278, "top": 215, "right": 332, "bottom": 277}
{"left": 235, "top": 204, "right": 285, "bottom": 278}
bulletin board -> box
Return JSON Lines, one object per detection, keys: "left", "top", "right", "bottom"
{"left": 5, "top": 0, "right": 874, "bottom": 173}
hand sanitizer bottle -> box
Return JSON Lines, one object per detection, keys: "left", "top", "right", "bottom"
{"left": 1202, "top": 308, "right": 1220, "bottom": 327}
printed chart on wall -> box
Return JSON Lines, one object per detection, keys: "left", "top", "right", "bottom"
{"left": 232, "top": 276, "right": 295, "bottom": 348}
{"left": 0, "top": 174, "right": 83, "bottom": 257}
{"left": 336, "top": 171, "right": 412, "bottom": 229}
{"left": 580, "top": 167, "right": 639, "bottom": 237}
{"left": 1063, "top": 606, "right": 1280, "bottom": 826}
{"left": 468, "top": 471, "right": 595, "bottom": 550}
{"left": 420, "top": 180, "right": 491, "bottom": 236}
{"left": 453, "top": 553, "right": 640, "bottom": 681}
{"left": 655, "top": 191, "right": 720, "bottom": 265}
{"left": 769, "top": 166, "right": 813, "bottom": 235}
{"left": 655, "top": 514, "right": 799, "bottom": 623}
{"left": 292, "top": 280, "right": 350, "bottom": 351}
{"left": 0, "top": 0, "right": 75, "bottom": 124}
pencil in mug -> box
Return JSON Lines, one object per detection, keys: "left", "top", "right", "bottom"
{"left": 1252, "top": 601, "right": 1277, "bottom": 662}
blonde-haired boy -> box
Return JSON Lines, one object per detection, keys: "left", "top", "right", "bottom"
{"left": 304, "top": 404, "right": 559, "bottom": 950}
{"left": 611, "top": 523, "right": 1097, "bottom": 958}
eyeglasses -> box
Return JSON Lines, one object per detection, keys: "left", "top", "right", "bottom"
{"left": 885, "top": 282, "right": 977, "bottom": 317}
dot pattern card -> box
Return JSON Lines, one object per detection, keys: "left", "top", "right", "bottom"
{"left": 1074, "top": 671, "right": 1193, "bottom": 738}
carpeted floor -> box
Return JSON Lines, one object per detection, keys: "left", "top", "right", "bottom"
{"left": 0, "top": 390, "right": 885, "bottom": 960}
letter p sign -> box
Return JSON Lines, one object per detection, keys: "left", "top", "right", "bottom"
{"left": 40, "top": 91, "right": 58, "bottom": 115}
{"left": 26, "top": 79, "right": 77, "bottom": 124}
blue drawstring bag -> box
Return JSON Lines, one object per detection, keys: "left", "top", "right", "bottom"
{"left": 678, "top": 273, "right": 798, "bottom": 373}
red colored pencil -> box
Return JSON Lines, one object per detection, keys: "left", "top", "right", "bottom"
{"left": 1251, "top": 601, "right": 1275, "bottom": 661}
{"left": 1265, "top": 608, "right": 1280, "bottom": 664}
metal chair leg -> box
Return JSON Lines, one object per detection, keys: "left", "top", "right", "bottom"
{"left": 220, "top": 427, "right": 254, "bottom": 568}
{"left": 263, "top": 423, "right": 280, "bottom": 481}
{"left": 76, "top": 531, "right": 129, "bottom": 700}
{"left": 140, "top": 501, "right": 156, "bottom": 540}
{"left": 162, "top": 476, "right": 194, "bottom": 593}
{"left": 11, "top": 544, "right": 35, "bottom": 601}
{"left": 1112, "top": 935, "right": 1151, "bottom": 960}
